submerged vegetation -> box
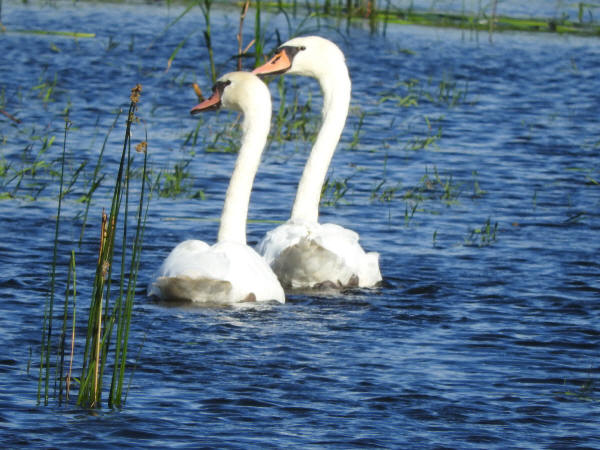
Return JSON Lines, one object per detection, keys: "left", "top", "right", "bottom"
{"left": 464, "top": 217, "right": 498, "bottom": 247}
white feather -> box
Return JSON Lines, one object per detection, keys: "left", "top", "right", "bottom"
{"left": 149, "top": 72, "right": 285, "bottom": 305}
{"left": 256, "top": 36, "right": 382, "bottom": 289}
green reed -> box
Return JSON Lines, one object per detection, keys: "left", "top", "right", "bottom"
{"left": 200, "top": 0, "right": 217, "bottom": 83}
{"left": 78, "top": 85, "right": 148, "bottom": 408}
{"left": 399, "top": 166, "right": 461, "bottom": 206}
{"left": 38, "top": 119, "right": 70, "bottom": 406}
{"left": 254, "top": 0, "right": 263, "bottom": 68}
{"left": 349, "top": 108, "right": 366, "bottom": 150}
{"left": 321, "top": 171, "right": 354, "bottom": 206}
{"left": 464, "top": 217, "right": 498, "bottom": 247}
{"left": 78, "top": 112, "right": 121, "bottom": 246}
{"left": 237, "top": 1, "right": 251, "bottom": 70}
{"left": 155, "top": 0, "right": 216, "bottom": 79}
{"left": 371, "top": 179, "right": 401, "bottom": 202}
{"left": 158, "top": 158, "right": 206, "bottom": 199}
{"left": 57, "top": 251, "right": 76, "bottom": 405}
{"left": 251, "top": 0, "right": 598, "bottom": 36}
{"left": 38, "top": 85, "right": 150, "bottom": 409}
{"left": 270, "top": 80, "right": 318, "bottom": 143}
{"left": 380, "top": 77, "right": 470, "bottom": 109}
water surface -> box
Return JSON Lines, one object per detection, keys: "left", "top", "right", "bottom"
{"left": 0, "top": 1, "right": 599, "bottom": 447}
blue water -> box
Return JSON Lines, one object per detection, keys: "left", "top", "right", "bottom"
{"left": 1, "top": 1, "right": 599, "bottom": 447}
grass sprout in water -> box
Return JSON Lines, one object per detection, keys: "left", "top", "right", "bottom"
{"left": 321, "top": 172, "right": 354, "bottom": 207}
{"left": 38, "top": 85, "right": 150, "bottom": 409}
{"left": 404, "top": 166, "right": 462, "bottom": 206}
{"left": 405, "top": 116, "right": 443, "bottom": 151}
{"left": 464, "top": 217, "right": 498, "bottom": 247}
{"left": 32, "top": 71, "right": 59, "bottom": 104}
{"left": 380, "top": 77, "right": 471, "bottom": 109}
{"left": 159, "top": 159, "right": 205, "bottom": 199}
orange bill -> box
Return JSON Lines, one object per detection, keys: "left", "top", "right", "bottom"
{"left": 190, "top": 89, "right": 221, "bottom": 114}
{"left": 252, "top": 48, "right": 292, "bottom": 76}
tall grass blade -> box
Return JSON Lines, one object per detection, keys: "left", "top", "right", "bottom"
{"left": 111, "top": 134, "right": 150, "bottom": 407}
{"left": 147, "top": 2, "right": 195, "bottom": 50}
{"left": 38, "top": 118, "right": 71, "bottom": 406}
{"left": 78, "top": 85, "right": 143, "bottom": 408}
{"left": 254, "top": 0, "right": 263, "bottom": 68}
{"left": 200, "top": 0, "right": 216, "bottom": 83}
{"left": 237, "top": 1, "right": 251, "bottom": 70}
{"left": 57, "top": 250, "right": 73, "bottom": 406}
{"left": 66, "top": 251, "right": 76, "bottom": 402}
{"left": 79, "top": 111, "right": 120, "bottom": 247}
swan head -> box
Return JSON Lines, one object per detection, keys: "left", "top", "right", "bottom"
{"left": 252, "top": 36, "right": 346, "bottom": 81}
{"left": 190, "top": 71, "right": 270, "bottom": 115}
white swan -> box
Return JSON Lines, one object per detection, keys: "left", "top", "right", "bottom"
{"left": 148, "top": 72, "right": 285, "bottom": 305}
{"left": 253, "top": 36, "right": 382, "bottom": 289}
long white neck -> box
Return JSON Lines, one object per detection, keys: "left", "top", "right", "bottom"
{"left": 290, "top": 66, "right": 351, "bottom": 223}
{"left": 217, "top": 110, "right": 270, "bottom": 244}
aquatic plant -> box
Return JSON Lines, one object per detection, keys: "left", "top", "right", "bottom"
{"left": 380, "top": 77, "right": 471, "bottom": 109}
{"left": 253, "top": 0, "right": 264, "bottom": 68}
{"left": 155, "top": 0, "right": 217, "bottom": 79}
{"left": 370, "top": 154, "right": 401, "bottom": 203}
{"left": 349, "top": 108, "right": 367, "bottom": 150}
{"left": 246, "top": 0, "right": 600, "bottom": 37}
{"left": 371, "top": 178, "right": 401, "bottom": 202}
{"left": 271, "top": 81, "right": 318, "bottom": 143}
{"left": 563, "top": 376, "right": 597, "bottom": 402}
{"left": 32, "top": 71, "right": 59, "bottom": 104}
{"left": 403, "top": 199, "right": 420, "bottom": 226}
{"left": 38, "top": 85, "right": 150, "bottom": 409}
{"left": 200, "top": 0, "right": 217, "bottom": 83}
{"left": 159, "top": 158, "right": 205, "bottom": 199}
{"left": 38, "top": 119, "right": 70, "bottom": 407}
{"left": 321, "top": 171, "right": 354, "bottom": 207}
{"left": 78, "top": 112, "right": 121, "bottom": 246}
{"left": 464, "top": 217, "right": 498, "bottom": 247}
{"left": 236, "top": 0, "right": 252, "bottom": 70}
{"left": 403, "top": 166, "right": 461, "bottom": 206}
{"left": 471, "top": 170, "right": 486, "bottom": 198}
{"left": 405, "top": 116, "right": 443, "bottom": 151}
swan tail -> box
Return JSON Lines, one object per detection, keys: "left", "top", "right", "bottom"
{"left": 357, "top": 251, "right": 383, "bottom": 288}
{"left": 272, "top": 238, "right": 354, "bottom": 289}
{"left": 151, "top": 275, "right": 234, "bottom": 304}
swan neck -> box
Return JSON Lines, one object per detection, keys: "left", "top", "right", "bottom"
{"left": 217, "top": 112, "right": 270, "bottom": 244}
{"left": 290, "top": 69, "right": 351, "bottom": 223}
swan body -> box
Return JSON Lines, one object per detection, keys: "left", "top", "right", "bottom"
{"left": 253, "top": 36, "right": 382, "bottom": 289}
{"left": 258, "top": 221, "right": 381, "bottom": 289}
{"left": 148, "top": 72, "right": 285, "bottom": 305}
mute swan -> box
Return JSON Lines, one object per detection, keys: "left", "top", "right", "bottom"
{"left": 148, "top": 72, "right": 285, "bottom": 305}
{"left": 253, "top": 36, "right": 382, "bottom": 289}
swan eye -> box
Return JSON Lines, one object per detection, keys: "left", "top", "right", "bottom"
{"left": 280, "top": 45, "right": 303, "bottom": 61}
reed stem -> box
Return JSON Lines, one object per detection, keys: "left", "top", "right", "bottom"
{"left": 200, "top": 0, "right": 216, "bottom": 83}
{"left": 66, "top": 251, "right": 76, "bottom": 402}
{"left": 254, "top": 0, "right": 263, "bottom": 68}
{"left": 38, "top": 118, "right": 71, "bottom": 406}
{"left": 237, "top": 1, "right": 251, "bottom": 70}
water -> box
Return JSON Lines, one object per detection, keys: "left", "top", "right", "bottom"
{"left": 1, "top": 1, "right": 599, "bottom": 447}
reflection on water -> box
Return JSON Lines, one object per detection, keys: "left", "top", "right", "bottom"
{"left": 0, "top": 0, "right": 599, "bottom": 447}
